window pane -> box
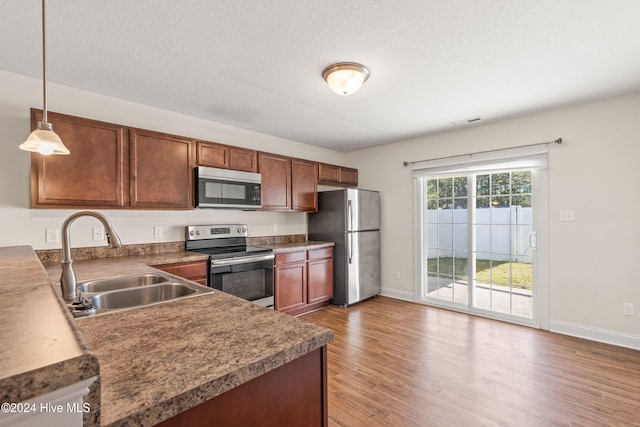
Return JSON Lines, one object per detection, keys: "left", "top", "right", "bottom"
{"left": 512, "top": 171, "right": 531, "bottom": 194}
{"left": 439, "top": 224, "right": 453, "bottom": 249}
{"left": 454, "top": 176, "right": 468, "bottom": 197}
{"left": 426, "top": 224, "right": 438, "bottom": 249}
{"left": 439, "top": 204, "right": 453, "bottom": 223}
{"left": 476, "top": 196, "right": 490, "bottom": 209}
{"left": 439, "top": 178, "right": 452, "bottom": 198}
{"left": 512, "top": 195, "right": 531, "bottom": 208}
{"left": 491, "top": 196, "right": 510, "bottom": 208}
{"left": 491, "top": 173, "right": 511, "bottom": 195}
{"left": 454, "top": 198, "right": 467, "bottom": 209}
{"left": 477, "top": 174, "right": 490, "bottom": 196}
{"left": 426, "top": 179, "right": 438, "bottom": 196}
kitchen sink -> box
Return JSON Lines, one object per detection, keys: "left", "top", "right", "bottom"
{"left": 70, "top": 273, "right": 213, "bottom": 317}
{"left": 77, "top": 273, "right": 170, "bottom": 293}
{"left": 90, "top": 283, "right": 203, "bottom": 310}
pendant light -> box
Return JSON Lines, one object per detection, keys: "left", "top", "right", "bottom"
{"left": 19, "top": 0, "right": 70, "bottom": 155}
{"left": 322, "top": 62, "right": 370, "bottom": 96}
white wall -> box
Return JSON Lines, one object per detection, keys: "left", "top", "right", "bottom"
{"left": 0, "top": 70, "right": 345, "bottom": 249}
{"left": 347, "top": 91, "right": 640, "bottom": 346}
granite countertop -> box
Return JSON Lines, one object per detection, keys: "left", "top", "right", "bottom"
{"left": 0, "top": 246, "right": 100, "bottom": 415}
{"left": 41, "top": 252, "right": 334, "bottom": 426}
{"left": 261, "top": 240, "right": 335, "bottom": 253}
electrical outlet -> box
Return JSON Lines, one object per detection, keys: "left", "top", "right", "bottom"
{"left": 92, "top": 227, "right": 104, "bottom": 241}
{"left": 559, "top": 209, "right": 575, "bottom": 222}
{"left": 45, "top": 228, "right": 59, "bottom": 243}
{"left": 272, "top": 224, "right": 278, "bottom": 233}
{"left": 623, "top": 302, "right": 634, "bottom": 316}
{"left": 153, "top": 226, "right": 163, "bottom": 239}
{"left": 394, "top": 270, "right": 401, "bottom": 280}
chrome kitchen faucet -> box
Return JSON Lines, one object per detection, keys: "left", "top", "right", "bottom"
{"left": 60, "top": 211, "right": 122, "bottom": 302}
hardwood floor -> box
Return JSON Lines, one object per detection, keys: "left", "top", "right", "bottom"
{"left": 301, "top": 297, "right": 640, "bottom": 427}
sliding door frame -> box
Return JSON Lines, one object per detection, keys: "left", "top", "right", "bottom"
{"left": 413, "top": 169, "right": 550, "bottom": 330}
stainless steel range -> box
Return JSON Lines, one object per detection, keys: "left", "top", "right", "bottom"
{"left": 185, "top": 224, "right": 275, "bottom": 308}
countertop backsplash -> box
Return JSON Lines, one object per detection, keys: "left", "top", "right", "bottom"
{"left": 36, "top": 234, "right": 309, "bottom": 265}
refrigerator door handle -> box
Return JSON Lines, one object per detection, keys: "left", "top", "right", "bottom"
{"left": 347, "top": 200, "right": 353, "bottom": 263}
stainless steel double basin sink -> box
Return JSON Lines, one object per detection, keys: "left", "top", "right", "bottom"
{"left": 74, "top": 272, "right": 213, "bottom": 316}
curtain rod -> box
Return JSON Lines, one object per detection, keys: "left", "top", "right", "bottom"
{"left": 402, "top": 137, "right": 562, "bottom": 167}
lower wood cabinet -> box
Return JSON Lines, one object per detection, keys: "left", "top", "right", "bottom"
{"left": 154, "top": 260, "right": 208, "bottom": 286}
{"left": 275, "top": 247, "right": 333, "bottom": 316}
{"left": 156, "top": 347, "right": 328, "bottom": 427}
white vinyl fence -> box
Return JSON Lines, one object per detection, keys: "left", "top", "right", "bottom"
{"left": 426, "top": 206, "right": 533, "bottom": 263}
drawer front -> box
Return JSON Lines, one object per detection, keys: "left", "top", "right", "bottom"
{"left": 155, "top": 261, "right": 208, "bottom": 280}
{"left": 275, "top": 250, "right": 307, "bottom": 265}
{"left": 307, "top": 247, "right": 333, "bottom": 260}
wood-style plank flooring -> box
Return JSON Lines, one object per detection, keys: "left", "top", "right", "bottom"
{"left": 301, "top": 297, "right": 640, "bottom": 427}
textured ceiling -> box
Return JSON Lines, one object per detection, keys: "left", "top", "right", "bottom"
{"left": 2, "top": 0, "right": 640, "bottom": 152}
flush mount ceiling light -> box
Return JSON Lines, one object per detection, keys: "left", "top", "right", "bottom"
{"left": 322, "top": 62, "right": 370, "bottom": 96}
{"left": 19, "top": 0, "right": 69, "bottom": 156}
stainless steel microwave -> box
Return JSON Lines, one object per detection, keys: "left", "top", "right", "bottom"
{"left": 195, "top": 166, "right": 262, "bottom": 210}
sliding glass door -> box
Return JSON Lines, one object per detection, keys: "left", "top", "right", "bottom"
{"left": 418, "top": 168, "right": 546, "bottom": 327}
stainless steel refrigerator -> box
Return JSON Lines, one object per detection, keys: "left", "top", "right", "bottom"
{"left": 308, "top": 189, "right": 381, "bottom": 307}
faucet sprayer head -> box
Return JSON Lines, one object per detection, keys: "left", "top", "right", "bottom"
{"left": 105, "top": 229, "right": 123, "bottom": 248}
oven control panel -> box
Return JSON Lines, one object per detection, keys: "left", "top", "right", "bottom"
{"left": 186, "top": 224, "right": 248, "bottom": 240}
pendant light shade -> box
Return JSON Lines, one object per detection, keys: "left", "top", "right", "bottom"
{"left": 20, "top": 0, "right": 70, "bottom": 156}
{"left": 20, "top": 122, "right": 69, "bottom": 155}
{"left": 322, "top": 62, "right": 370, "bottom": 96}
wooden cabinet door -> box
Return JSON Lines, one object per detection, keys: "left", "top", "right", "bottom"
{"left": 197, "top": 142, "right": 257, "bottom": 172}
{"left": 274, "top": 261, "right": 307, "bottom": 313}
{"left": 317, "top": 163, "right": 340, "bottom": 184}
{"left": 154, "top": 260, "right": 208, "bottom": 286}
{"left": 229, "top": 146, "right": 258, "bottom": 172}
{"left": 130, "top": 129, "right": 195, "bottom": 209}
{"left": 307, "top": 248, "right": 334, "bottom": 304}
{"left": 30, "top": 109, "right": 128, "bottom": 208}
{"left": 339, "top": 167, "right": 358, "bottom": 186}
{"left": 258, "top": 152, "right": 291, "bottom": 211}
{"left": 197, "top": 141, "right": 228, "bottom": 169}
{"left": 291, "top": 158, "right": 318, "bottom": 212}
{"left": 317, "top": 163, "right": 358, "bottom": 187}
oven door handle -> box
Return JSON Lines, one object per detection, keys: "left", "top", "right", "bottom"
{"left": 211, "top": 254, "right": 275, "bottom": 266}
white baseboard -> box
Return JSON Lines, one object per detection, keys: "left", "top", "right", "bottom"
{"left": 550, "top": 320, "right": 640, "bottom": 351}
{"left": 380, "top": 287, "right": 414, "bottom": 302}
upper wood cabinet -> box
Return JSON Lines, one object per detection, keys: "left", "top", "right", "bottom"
{"left": 28, "top": 110, "right": 357, "bottom": 211}
{"left": 258, "top": 152, "right": 292, "bottom": 211}
{"left": 30, "top": 110, "right": 195, "bottom": 210}
{"left": 258, "top": 153, "right": 318, "bottom": 212}
{"left": 30, "top": 110, "right": 129, "bottom": 208}
{"left": 129, "top": 129, "right": 195, "bottom": 209}
{"left": 291, "top": 158, "right": 318, "bottom": 212}
{"left": 317, "top": 163, "right": 358, "bottom": 187}
{"left": 197, "top": 141, "right": 257, "bottom": 172}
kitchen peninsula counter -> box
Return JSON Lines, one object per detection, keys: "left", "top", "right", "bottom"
{"left": 0, "top": 246, "right": 100, "bottom": 424}
{"left": 3, "top": 246, "right": 333, "bottom": 426}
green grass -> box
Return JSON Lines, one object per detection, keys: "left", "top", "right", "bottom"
{"left": 427, "top": 257, "right": 532, "bottom": 289}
